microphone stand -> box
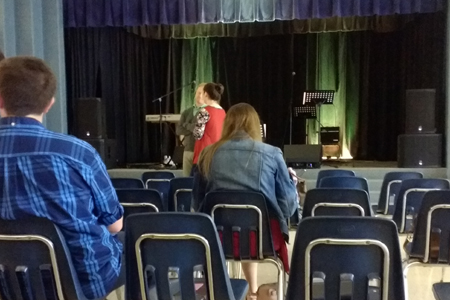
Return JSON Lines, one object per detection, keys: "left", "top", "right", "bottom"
{"left": 151, "top": 81, "right": 194, "bottom": 167}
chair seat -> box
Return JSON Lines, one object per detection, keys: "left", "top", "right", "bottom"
{"left": 433, "top": 282, "right": 450, "bottom": 300}
{"left": 230, "top": 279, "right": 249, "bottom": 300}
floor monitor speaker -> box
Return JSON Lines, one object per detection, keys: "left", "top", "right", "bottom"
{"left": 74, "top": 98, "right": 106, "bottom": 139}
{"left": 397, "top": 134, "right": 442, "bottom": 168}
{"left": 284, "top": 144, "right": 322, "bottom": 169}
{"left": 405, "top": 89, "right": 436, "bottom": 134}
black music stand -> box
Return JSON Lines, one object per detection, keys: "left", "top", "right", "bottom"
{"left": 302, "top": 90, "right": 335, "bottom": 144}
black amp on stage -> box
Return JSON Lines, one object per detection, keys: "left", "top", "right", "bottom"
{"left": 283, "top": 144, "right": 322, "bottom": 169}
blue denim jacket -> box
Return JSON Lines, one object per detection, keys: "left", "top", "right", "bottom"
{"left": 193, "top": 134, "right": 298, "bottom": 236}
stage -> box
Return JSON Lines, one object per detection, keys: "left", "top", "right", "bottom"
{"left": 108, "top": 160, "right": 447, "bottom": 205}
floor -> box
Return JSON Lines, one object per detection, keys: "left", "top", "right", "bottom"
{"left": 106, "top": 229, "right": 444, "bottom": 300}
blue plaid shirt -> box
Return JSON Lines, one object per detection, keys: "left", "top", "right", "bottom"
{"left": 0, "top": 117, "right": 124, "bottom": 299}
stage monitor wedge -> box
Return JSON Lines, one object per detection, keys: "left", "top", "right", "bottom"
{"left": 284, "top": 144, "right": 322, "bottom": 169}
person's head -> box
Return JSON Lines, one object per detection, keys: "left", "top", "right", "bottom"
{"left": 201, "top": 82, "right": 224, "bottom": 105}
{"left": 256, "top": 283, "right": 277, "bottom": 300}
{"left": 198, "top": 103, "right": 262, "bottom": 177}
{"left": 0, "top": 56, "right": 56, "bottom": 119}
{"left": 194, "top": 83, "right": 206, "bottom": 107}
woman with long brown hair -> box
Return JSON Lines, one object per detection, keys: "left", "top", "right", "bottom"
{"left": 193, "top": 103, "right": 298, "bottom": 299}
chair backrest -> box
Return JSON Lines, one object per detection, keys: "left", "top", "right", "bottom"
{"left": 142, "top": 171, "right": 175, "bottom": 181}
{"left": 303, "top": 188, "right": 371, "bottom": 217}
{"left": 392, "top": 179, "right": 450, "bottom": 233}
{"left": 0, "top": 218, "right": 88, "bottom": 300}
{"left": 110, "top": 177, "right": 145, "bottom": 189}
{"left": 376, "top": 172, "right": 423, "bottom": 215}
{"left": 201, "top": 190, "right": 276, "bottom": 259}
{"left": 286, "top": 217, "right": 405, "bottom": 300}
{"left": 125, "top": 212, "right": 238, "bottom": 300}
{"left": 145, "top": 180, "right": 171, "bottom": 211}
{"left": 409, "top": 190, "right": 450, "bottom": 263}
{"left": 318, "top": 176, "right": 369, "bottom": 194}
{"left": 316, "top": 169, "right": 355, "bottom": 188}
{"left": 169, "top": 177, "right": 194, "bottom": 212}
{"left": 116, "top": 189, "right": 164, "bottom": 222}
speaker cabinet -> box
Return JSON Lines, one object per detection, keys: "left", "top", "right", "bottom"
{"left": 74, "top": 98, "right": 106, "bottom": 139}
{"left": 83, "top": 139, "right": 116, "bottom": 169}
{"left": 397, "top": 134, "right": 442, "bottom": 168}
{"left": 284, "top": 144, "right": 322, "bottom": 169}
{"left": 405, "top": 89, "right": 436, "bottom": 134}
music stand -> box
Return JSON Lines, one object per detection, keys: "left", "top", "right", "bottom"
{"left": 303, "top": 90, "right": 335, "bottom": 144}
{"left": 294, "top": 106, "right": 317, "bottom": 119}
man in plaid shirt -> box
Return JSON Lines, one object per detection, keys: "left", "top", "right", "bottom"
{"left": 0, "top": 56, "right": 124, "bottom": 299}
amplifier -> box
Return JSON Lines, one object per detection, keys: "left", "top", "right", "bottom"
{"left": 284, "top": 144, "right": 322, "bottom": 169}
{"left": 320, "top": 127, "right": 340, "bottom": 145}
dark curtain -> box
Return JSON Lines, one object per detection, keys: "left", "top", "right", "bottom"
{"left": 358, "top": 12, "right": 446, "bottom": 161}
{"left": 65, "top": 28, "right": 180, "bottom": 166}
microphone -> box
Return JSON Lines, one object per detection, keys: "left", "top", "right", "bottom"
{"left": 191, "top": 80, "right": 197, "bottom": 91}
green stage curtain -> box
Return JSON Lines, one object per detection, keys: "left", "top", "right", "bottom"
{"left": 305, "top": 32, "right": 362, "bottom": 158}
{"left": 129, "top": 15, "right": 414, "bottom": 39}
{"left": 180, "top": 38, "right": 214, "bottom": 112}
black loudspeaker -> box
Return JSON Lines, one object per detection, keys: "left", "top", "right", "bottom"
{"left": 83, "top": 139, "right": 117, "bottom": 169}
{"left": 398, "top": 134, "right": 442, "bottom": 167}
{"left": 74, "top": 98, "right": 106, "bottom": 139}
{"left": 284, "top": 144, "right": 322, "bottom": 169}
{"left": 405, "top": 89, "right": 436, "bottom": 134}
{"left": 320, "top": 127, "right": 340, "bottom": 145}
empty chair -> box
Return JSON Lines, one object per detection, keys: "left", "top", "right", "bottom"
{"left": 286, "top": 217, "right": 405, "bottom": 300}
{"left": 303, "top": 188, "right": 371, "bottom": 217}
{"left": 125, "top": 212, "right": 248, "bottom": 300}
{"left": 318, "top": 176, "right": 369, "bottom": 194}
{"left": 116, "top": 189, "right": 164, "bottom": 222}
{"left": 201, "top": 190, "right": 286, "bottom": 300}
{"left": 169, "top": 177, "right": 194, "bottom": 212}
{"left": 375, "top": 171, "right": 423, "bottom": 215}
{"left": 316, "top": 169, "right": 356, "bottom": 187}
{"left": 402, "top": 191, "right": 450, "bottom": 299}
{"left": 111, "top": 177, "right": 145, "bottom": 189}
{"left": 392, "top": 179, "right": 449, "bottom": 233}
{"left": 0, "top": 217, "right": 93, "bottom": 300}
{"left": 142, "top": 172, "right": 174, "bottom": 211}
{"left": 142, "top": 171, "right": 175, "bottom": 181}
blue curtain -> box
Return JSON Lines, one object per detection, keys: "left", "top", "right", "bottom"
{"left": 64, "top": 0, "right": 444, "bottom": 27}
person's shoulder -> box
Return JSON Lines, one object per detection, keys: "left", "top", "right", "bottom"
{"left": 41, "top": 131, "right": 99, "bottom": 161}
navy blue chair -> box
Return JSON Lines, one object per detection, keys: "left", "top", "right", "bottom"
{"left": 125, "top": 213, "right": 248, "bottom": 300}
{"left": 110, "top": 177, "right": 144, "bottom": 189}
{"left": 142, "top": 172, "right": 174, "bottom": 211}
{"left": 318, "top": 176, "right": 369, "bottom": 195}
{"left": 0, "top": 218, "right": 93, "bottom": 300}
{"left": 116, "top": 189, "right": 164, "bottom": 223}
{"left": 433, "top": 283, "right": 450, "bottom": 300}
{"left": 286, "top": 217, "right": 405, "bottom": 300}
{"left": 142, "top": 171, "right": 175, "bottom": 181}
{"left": 316, "top": 169, "right": 355, "bottom": 188}
{"left": 303, "top": 188, "right": 372, "bottom": 217}
{"left": 169, "top": 177, "right": 194, "bottom": 212}
{"left": 392, "top": 179, "right": 449, "bottom": 233}
{"left": 375, "top": 172, "right": 423, "bottom": 215}
{"left": 201, "top": 190, "right": 286, "bottom": 300}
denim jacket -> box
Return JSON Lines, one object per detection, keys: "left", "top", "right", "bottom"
{"left": 193, "top": 133, "right": 298, "bottom": 237}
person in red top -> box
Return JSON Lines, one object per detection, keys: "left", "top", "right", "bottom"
{"left": 192, "top": 82, "right": 226, "bottom": 165}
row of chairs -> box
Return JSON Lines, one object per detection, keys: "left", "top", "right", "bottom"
{"left": 0, "top": 190, "right": 407, "bottom": 300}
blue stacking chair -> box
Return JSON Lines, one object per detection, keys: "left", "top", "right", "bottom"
{"left": 392, "top": 179, "right": 449, "bottom": 233}
{"left": 117, "top": 188, "right": 164, "bottom": 219}
{"left": 0, "top": 218, "right": 94, "bottom": 300}
{"left": 316, "top": 169, "right": 355, "bottom": 188}
{"left": 402, "top": 191, "right": 450, "bottom": 300}
{"left": 375, "top": 171, "right": 423, "bottom": 215}
{"left": 142, "top": 171, "right": 174, "bottom": 211}
{"left": 125, "top": 213, "right": 248, "bottom": 300}
{"left": 202, "top": 190, "right": 286, "bottom": 300}
{"left": 169, "top": 177, "right": 194, "bottom": 212}
{"left": 286, "top": 217, "right": 405, "bottom": 300}
{"left": 110, "top": 177, "right": 145, "bottom": 189}
{"left": 303, "top": 188, "right": 372, "bottom": 217}
{"left": 318, "top": 176, "right": 369, "bottom": 195}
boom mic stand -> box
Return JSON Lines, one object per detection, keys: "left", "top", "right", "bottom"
{"left": 151, "top": 81, "right": 195, "bottom": 167}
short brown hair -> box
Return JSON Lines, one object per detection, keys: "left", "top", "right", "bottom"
{"left": 0, "top": 56, "right": 56, "bottom": 116}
